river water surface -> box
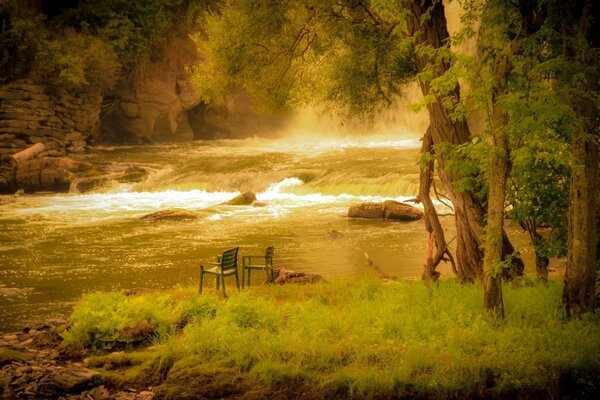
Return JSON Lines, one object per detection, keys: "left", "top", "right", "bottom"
{"left": 0, "top": 136, "right": 482, "bottom": 331}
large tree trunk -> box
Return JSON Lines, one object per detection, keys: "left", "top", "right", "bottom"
{"left": 404, "top": 0, "right": 523, "bottom": 282}
{"left": 561, "top": 0, "right": 599, "bottom": 318}
{"left": 483, "top": 140, "right": 506, "bottom": 317}
{"left": 483, "top": 53, "right": 511, "bottom": 318}
{"left": 563, "top": 132, "right": 599, "bottom": 317}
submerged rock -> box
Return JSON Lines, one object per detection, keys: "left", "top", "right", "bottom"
{"left": 223, "top": 191, "right": 257, "bottom": 205}
{"left": 327, "top": 230, "right": 344, "bottom": 239}
{"left": 117, "top": 166, "right": 149, "bottom": 183}
{"left": 348, "top": 201, "right": 422, "bottom": 221}
{"left": 140, "top": 209, "right": 198, "bottom": 221}
{"left": 73, "top": 176, "right": 111, "bottom": 193}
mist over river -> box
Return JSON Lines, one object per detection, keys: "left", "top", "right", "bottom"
{"left": 0, "top": 135, "right": 455, "bottom": 331}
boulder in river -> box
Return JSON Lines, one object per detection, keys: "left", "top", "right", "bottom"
{"left": 140, "top": 209, "right": 198, "bottom": 221}
{"left": 348, "top": 201, "right": 422, "bottom": 221}
{"left": 223, "top": 191, "right": 258, "bottom": 206}
{"left": 348, "top": 202, "right": 384, "bottom": 219}
{"left": 382, "top": 200, "right": 423, "bottom": 221}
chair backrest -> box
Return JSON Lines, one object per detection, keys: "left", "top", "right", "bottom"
{"left": 220, "top": 247, "right": 239, "bottom": 271}
{"left": 265, "top": 246, "right": 274, "bottom": 267}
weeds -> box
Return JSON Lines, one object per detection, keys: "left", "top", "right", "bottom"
{"left": 66, "top": 278, "right": 600, "bottom": 398}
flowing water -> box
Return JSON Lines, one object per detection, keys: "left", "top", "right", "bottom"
{"left": 0, "top": 135, "right": 534, "bottom": 332}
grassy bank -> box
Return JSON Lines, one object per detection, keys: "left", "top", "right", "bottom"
{"left": 62, "top": 278, "right": 600, "bottom": 399}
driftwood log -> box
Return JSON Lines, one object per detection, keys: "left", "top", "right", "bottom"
{"left": 273, "top": 268, "right": 324, "bottom": 285}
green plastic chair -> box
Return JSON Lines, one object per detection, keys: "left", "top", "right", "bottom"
{"left": 199, "top": 247, "right": 240, "bottom": 295}
{"left": 242, "top": 246, "right": 275, "bottom": 287}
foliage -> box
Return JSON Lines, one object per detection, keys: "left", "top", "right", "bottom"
{"left": 0, "top": 11, "right": 120, "bottom": 93}
{"left": 57, "top": 0, "right": 205, "bottom": 67}
{"left": 0, "top": 0, "right": 206, "bottom": 91}
{"left": 449, "top": 0, "right": 580, "bottom": 263}
{"left": 67, "top": 280, "right": 600, "bottom": 397}
{"left": 61, "top": 289, "right": 218, "bottom": 349}
{"left": 36, "top": 29, "right": 121, "bottom": 94}
{"left": 0, "top": 12, "right": 47, "bottom": 84}
{"left": 194, "top": 0, "right": 415, "bottom": 115}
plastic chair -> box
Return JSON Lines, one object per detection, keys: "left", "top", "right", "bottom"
{"left": 242, "top": 246, "right": 275, "bottom": 287}
{"left": 199, "top": 247, "right": 240, "bottom": 295}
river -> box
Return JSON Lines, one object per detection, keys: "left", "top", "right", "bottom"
{"left": 0, "top": 135, "right": 533, "bottom": 332}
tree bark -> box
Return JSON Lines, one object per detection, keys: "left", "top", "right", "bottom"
{"left": 561, "top": 0, "right": 599, "bottom": 318}
{"left": 419, "top": 126, "right": 455, "bottom": 281}
{"left": 483, "top": 46, "right": 513, "bottom": 317}
{"left": 563, "top": 132, "right": 598, "bottom": 317}
{"left": 404, "top": 0, "right": 523, "bottom": 282}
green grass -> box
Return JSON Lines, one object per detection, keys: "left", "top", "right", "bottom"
{"left": 63, "top": 278, "right": 600, "bottom": 399}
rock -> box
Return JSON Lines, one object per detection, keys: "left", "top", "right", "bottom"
{"left": 20, "top": 366, "right": 102, "bottom": 397}
{"left": 274, "top": 268, "right": 324, "bottom": 285}
{"left": 382, "top": 200, "right": 423, "bottom": 221}
{"left": 0, "top": 349, "right": 28, "bottom": 367}
{"left": 117, "top": 166, "right": 149, "bottom": 183}
{"left": 348, "top": 202, "right": 384, "bottom": 219}
{"left": 223, "top": 192, "right": 257, "bottom": 205}
{"left": 0, "top": 155, "right": 17, "bottom": 194}
{"left": 140, "top": 209, "right": 198, "bottom": 221}
{"left": 120, "top": 102, "right": 139, "bottom": 118}
{"left": 327, "top": 230, "right": 344, "bottom": 239}
{"left": 74, "top": 176, "right": 111, "bottom": 193}
{"left": 99, "top": 33, "right": 200, "bottom": 143}
{"left": 348, "top": 201, "right": 422, "bottom": 221}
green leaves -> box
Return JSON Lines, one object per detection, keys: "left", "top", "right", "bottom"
{"left": 194, "top": 0, "right": 416, "bottom": 116}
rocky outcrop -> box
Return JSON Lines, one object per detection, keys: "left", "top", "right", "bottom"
{"left": 100, "top": 31, "right": 202, "bottom": 144}
{"left": 0, "top": 143, "right": 86, "bottom": 193}
{"left": 348, "top": 200, "right": 423, "bottom": 221}
{"left": 0, "top": 143, "right": 154, "bottom": 194}
{"left": 0, "top": 80, "right": 102, "bottom": 156}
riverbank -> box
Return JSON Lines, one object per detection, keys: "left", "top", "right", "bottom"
{"left": 1, "top": 278, "right": 599, "bottom": 399}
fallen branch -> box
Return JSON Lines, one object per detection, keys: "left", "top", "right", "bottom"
{"left": 363, "top": 252, "right": 398, "bottom": 281}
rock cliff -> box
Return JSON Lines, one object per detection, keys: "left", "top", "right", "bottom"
{"left": 0, "top": 80, "right": 101, "bottom": 157}
{"left": 99, "top": 31, "right": 202, "bottom": 144}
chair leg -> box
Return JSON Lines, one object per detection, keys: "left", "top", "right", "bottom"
{"left": 242, "top": 266, "right": 245, "bottom": 289}
{"left": 199, "top": 270, "right": 204, "bottom": 294}
{"left": 235, "top": 270, "right": 240, "bottom": 291}
{"left": 247, "top": 269, "right": 251, "bottom": 287}
{"left": 216, "top": 275, "right": 220, "bottom": 290}
{"left": 221, "top": 274, "right": 227, "bottom": 297}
